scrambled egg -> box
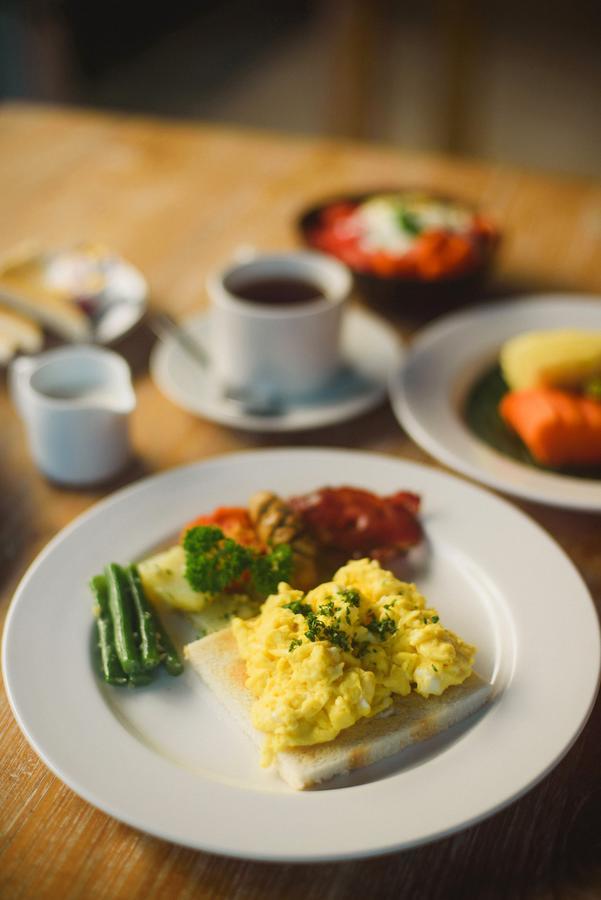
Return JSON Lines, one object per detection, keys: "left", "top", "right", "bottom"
{"left": 232, "top": 558, "right": 476, "bottom": 764}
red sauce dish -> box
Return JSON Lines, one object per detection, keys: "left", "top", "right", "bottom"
{"left": 298, "top": 190, "right": 500, "bottom": 318}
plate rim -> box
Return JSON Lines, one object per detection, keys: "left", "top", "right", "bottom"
{"left": 390, "top": 293, "right": 601, "bottom": 511}
{"left": 3, "top": 447, "right": 600, "bottom": 861}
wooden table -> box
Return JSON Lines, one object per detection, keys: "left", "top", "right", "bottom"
{"left": 1, "top": 103, "right": 600, "bottom": 900}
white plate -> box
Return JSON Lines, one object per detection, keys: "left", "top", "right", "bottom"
{"left": 3, "top": 449, "right": 599, "bottom": 861}
{"left": 390, "top": 294, "right": 601, "bottom": 511}
{"left": 150, "top": 307, "right": 401, "bottom": 431}
{"left": 0, "top": 250, "right": 148, "bottom": 349}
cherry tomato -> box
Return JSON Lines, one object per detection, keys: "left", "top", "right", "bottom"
{"left": 180, "top": 507, "right": 262, "bottom": 550}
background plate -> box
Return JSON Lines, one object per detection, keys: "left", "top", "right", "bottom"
{"left": 390, "top": 295, "right": 601, "bottom": 511}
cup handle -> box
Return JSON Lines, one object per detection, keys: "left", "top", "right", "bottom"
{"left": 8, "top": 355, "right": 36, "bottom": 419}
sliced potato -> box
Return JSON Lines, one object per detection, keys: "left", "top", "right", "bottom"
{"left": 137, "top": 544, "right": 256, "bottom": 619}
{"left": 137, "top": 545, "right": 214, "bottom": 612}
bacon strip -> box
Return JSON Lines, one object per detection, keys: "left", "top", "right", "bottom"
{"left": 288, "top": 487, "right": 422, "bottom": 560}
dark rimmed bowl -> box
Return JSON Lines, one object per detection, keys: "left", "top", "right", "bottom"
{"left": 297, "top": 190, "right": 499, "bottom": 321}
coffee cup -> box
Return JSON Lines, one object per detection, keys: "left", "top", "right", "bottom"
{"left": 207, "top": 250, "right": 352, "bottom": 399}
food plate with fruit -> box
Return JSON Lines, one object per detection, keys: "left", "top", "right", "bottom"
{"left": 390, "top": 294, "right": 601, "bottom": 510}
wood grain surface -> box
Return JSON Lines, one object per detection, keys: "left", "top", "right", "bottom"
{"left": 1, "top": 103, "right": 600, "bottom": 900}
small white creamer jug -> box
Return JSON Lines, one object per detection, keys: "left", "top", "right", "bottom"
{"left": 9, "top": 345, "right": 136, "bottom": 486}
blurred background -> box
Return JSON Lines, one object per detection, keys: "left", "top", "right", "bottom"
{"left": 0, "top": 0, "right": 600, "bottom": 177}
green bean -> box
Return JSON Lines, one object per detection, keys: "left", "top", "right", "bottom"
{"left": 158, "top": 632, "right": 184, "bottom": 675}
{"left": 126, "top": 566, "right": 161, "bottom": 671}
{"left": 91, "top": 574, "right": 109, "bottom": 615}
{"left": 90, "top": 576, "right": 128, "bottom": 685}
{"left": 153, "top": 610, "right": 184, "bottom": 677}
{"left": 128, "top": 670, "right": 153, "bottom": 686}
{"left": 104, "top": 563, "right": 143, "bottom": 676}
{"left": 130, "top": 566, "right": 184, "bottom": 675}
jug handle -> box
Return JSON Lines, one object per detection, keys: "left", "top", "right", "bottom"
{"left": 8, "top": 355, "right": 36, "bottom": 418}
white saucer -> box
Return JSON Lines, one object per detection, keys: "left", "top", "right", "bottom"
{"left": 150, "top": 307, "right": 402, "bottom": 431}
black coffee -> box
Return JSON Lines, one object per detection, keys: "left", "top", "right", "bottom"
{"left": 232, "top": 277, "right": 325, "bottom": 305}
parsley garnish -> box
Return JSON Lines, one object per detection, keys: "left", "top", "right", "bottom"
{"left": 366, "top": 616, "right": 397, "bottom": 641}
{"left": 321, "top": 625, "right": 350, "bottom": 651}
{"left": 431, "top": 615, "right": 439, "bottom": 624}
{"left": 183, "top": 526, "right": 293, "bottom": 598}
{"left": 283, "top": 600, "right": 312, "bottom": 616}
{"left": 339, "top": 588, "right": 360, "bottom": 607}
{"left": 251, "top": 543, "right": 293, "bottom": 597}
{"left": 397, "top": 209, "right": 421, "bottom": 236}
{"left": 183, "top": 526, "right": 250, "bottom": 593}
{"left": 304, "top": 611, "right": 320, "bottom": 642}
{"left": 303, "top": 611, "right": 350, "bottom": 651}
{"left": 432, "top": 664, "right": 438, "bottom": 672}
{"left": 351, "top": 639, "right": 370, "bottom": 658}
{"left": 318, "top": 599, "right": 336, "bottom": 617}
{"left": 289, "top": 638, "right": 303, "bottom": 652}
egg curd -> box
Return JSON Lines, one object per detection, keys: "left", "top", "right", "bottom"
{"left": 231, "top": 558, "right": 475, "bottom": 764}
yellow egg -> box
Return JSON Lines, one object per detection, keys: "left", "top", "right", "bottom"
{"left": 232, "top": 558, "right": 476, "bottom": 763}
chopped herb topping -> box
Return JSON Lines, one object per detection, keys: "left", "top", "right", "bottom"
{"left": 397, "top": 209, "right": 421, "bottom": 236}
{"left": 321, "top": 625, "right": 350, "bottom": 652}
{"left": 432, "top": 664, "right": 438, "bottom": 672}
{"left": 431, "top": 615, "right": 439, "bottom": 624}
{"left": 351, "top": 639, "right": 371, "bottom": 658}
{"left": 288, "top": 638, "right": 303, "bottom": 652}
{"left": 283, "top": 599, "right": 312, "bottom": 617}
{"left": 339, "top": 587, "right": 360, "bottom": 607}
{"left": 318, "top": 599, "right": 336, "bottom": 617}
{"left": 366, "top": 616, "right": 397, "bottom": 641}
{"left": 303, "top": 611, "right": 350, "bottom": 651}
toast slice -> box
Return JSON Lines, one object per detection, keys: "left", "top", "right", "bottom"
{"left": 0, "top": 250, "right": 91, "bottom": 341}
{"left": 184, "top": 629, "right": 491, "bottom": 790}
{"left": 0, "top": 305, "right": 43, "bottom": 356}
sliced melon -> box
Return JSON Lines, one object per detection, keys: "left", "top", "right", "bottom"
{"left": 500, "top": 329, "right": 601, "bottom": 391}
